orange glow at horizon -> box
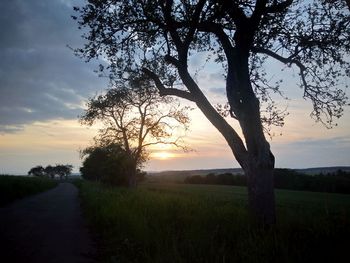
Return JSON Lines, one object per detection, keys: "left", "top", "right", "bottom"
{"left": 151, "top": 151, "right": 175, "bottom": 160}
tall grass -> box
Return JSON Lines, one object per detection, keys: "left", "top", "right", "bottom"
{"left": 0, "top": 175, "right": 58, "bottom": 206}
{"left": 76, "top": 181, "right": 350, "bottom": 263}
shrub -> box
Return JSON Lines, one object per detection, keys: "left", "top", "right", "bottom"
{"left": 80, "top": 143, "right": 134, "bottom": 186}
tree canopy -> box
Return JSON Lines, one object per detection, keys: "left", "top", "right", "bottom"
{"left": 80, "top": 78, "right": 190, "bottom": 186}
{"left": 54, "top": 164, "right": 73, "bottom": 180}
{"left": 74, "top": 0, "right": 349, "bottom": 126}
{"left": 28, "top": 165, "right": 45, "bottom": 177}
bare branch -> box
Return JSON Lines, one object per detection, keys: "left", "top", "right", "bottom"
{"left": 183, "top": 0, "right": 206, "bottom": 49}
{"left": 266, "top": 0, "right": 294, "bottom": 13}
{"left": 253, "top": 47, "right": 306, "bottom": 71}
{"left": 142, "top": 68, "right": 196, "bottom": 102}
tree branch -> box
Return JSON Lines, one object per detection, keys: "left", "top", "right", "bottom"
{"left": 142, "top": 139, "right": 187, "bottom": 151}
{"left": 142, "top": 68, "right": 196, "bottom": 102}
{"left": 251, "top": 0, "right": 268, "bottom": 26}
{"left": 161, "top": 0, "right": 183, "bottom": 49}
{"left": 253, "top": 47, "right": 309, "bottom": 95}
{"left": 346, "top": 0, "right": 350, "bottom": 10}
{"left": 253, "top": 47, "right": 306, "bottom": 71}
{"left": 183, "top": 0, "right": 206, "bottom": 49}
{"left": 266, "top": 0, "right": 294, "bottom": 13}
{"left": 197, "top": 21, "right": 235, "bottom": 66}
{"left": 221, "top": 0, "right": 247, "bottom": 27}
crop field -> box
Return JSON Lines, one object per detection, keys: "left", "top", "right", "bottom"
{"left": 76, "top": 180, "right": 350, "bottom": 263}
{"left": 0, "top": 175, "right": 58, "bottom": 206}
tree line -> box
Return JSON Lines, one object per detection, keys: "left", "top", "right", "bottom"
{"left": 28, "top": 164, "right": 73, "bottom": 180}
{"left": 184, "top": 169, "right": 350, "bottom": 194}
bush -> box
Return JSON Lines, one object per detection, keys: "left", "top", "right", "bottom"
{"left": 80, "top": 143, "right": 134, "bottom": 186}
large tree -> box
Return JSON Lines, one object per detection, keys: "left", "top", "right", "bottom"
{"left": 80, "top": 80, "right": 190, "bottom": 187}
{"left": 74, "top": 0, "right": 349, "bottom": 224}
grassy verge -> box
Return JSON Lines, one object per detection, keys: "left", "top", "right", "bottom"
{"left": 76, "top": 181, "right": 350, "bottom": 263}
{"left": 0, "top": 175, "right": 58, "bottom": 206}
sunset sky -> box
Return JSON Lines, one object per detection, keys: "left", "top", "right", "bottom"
{"left": 1, "top": 0, "right": 349, "bottom": 175}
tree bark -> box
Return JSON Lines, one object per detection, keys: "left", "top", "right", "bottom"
{"left": 242, "top": 118, "right": 276, "bottom": 225}
{"left": 245, "top": 159, "right": 276, "bottom": 225}
{"left": 226, "top": 46, "right": 276, "bottom": 225}
{"left": 237, "top": 93, "right": 276, "bottom": 225}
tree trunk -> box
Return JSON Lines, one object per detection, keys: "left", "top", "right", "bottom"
{"left": 127, "top": 163, "right": 137, "bottom": 188}
{"left": 149, "top": 38, "right": 277, "bottom": 225}
{"left": 226, "top": 47, "right": 276, "bottom": 225}
{"left": 245, "top": 160, "right": 276, "bottom": 225}
{"left": 238, "top": 98, "right": 276, "bottom": 225}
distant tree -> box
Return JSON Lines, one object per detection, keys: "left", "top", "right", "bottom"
{"left": 206, "top": 173, "right": 217, "bottom": 184}
{"left": 184, "top": 175, "right": 204, "bottom": 184}
{"left": 80, "top": 143, "right": 134, "bottom": 185}
{"left": 44, "top": 165, "right": 57, "bottom": 179}
{"left": 55, "top": 164, "right": 73, "bottom": 180}
{"left": 74, "top": 1, "right": 350, "bottom": 224}
{"left": 28, "top": 165, "right": 45, "bottom": 177}
{"left": 80, "top": 80, "right": 190, "bottom": 187}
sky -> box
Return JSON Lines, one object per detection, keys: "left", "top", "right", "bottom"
{"left": 0, "top": 0, "right": 349, "bottom": 174}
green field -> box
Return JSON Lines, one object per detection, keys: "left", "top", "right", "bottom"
{"left": 0, "top": 175, "right": 58, "bottom": 206}
{"left": 76, "top": 181, "right": 350, "bottom": 263}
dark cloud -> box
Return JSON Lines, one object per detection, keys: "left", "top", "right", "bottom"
{"left": 0, "top": 0, "right": 108, "bottom": 133}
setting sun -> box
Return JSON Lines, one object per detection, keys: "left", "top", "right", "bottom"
{"left": 152, "top": 151, "right": 173, "bottom": 160}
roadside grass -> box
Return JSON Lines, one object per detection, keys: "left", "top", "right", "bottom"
{"left": 76, "top": 181, "right": 350, "bottom": 263}
{"left": 0, "top": 175, "right": 58, "bottom": 206}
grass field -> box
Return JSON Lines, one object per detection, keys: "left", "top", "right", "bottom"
{"left": 0, "top": 175, "right": 58, "bottom": 206}
{"left": 76, "top": 180, "right": 350, "bottom": 263}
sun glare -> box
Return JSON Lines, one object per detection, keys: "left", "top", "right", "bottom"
{"left": 152, "top": 151, "right": 173, "bottom": 160}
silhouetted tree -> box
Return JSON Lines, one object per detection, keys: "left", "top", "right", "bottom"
{"left": 28, "top": 165, "right": 45, "bottom": 177}
{"left": 80, "top": 143, "right": 135, "bottom": 186}
{"left": 55, "top": 164, "right": 73, "bottom": 180}
{"left": 74, "top": 1, "right": 349, "bottom": 224}
{"left": 184, "top": 175, "right": 204, "bottom": 184}
{"left": 80, "top": 80, "right": 190, "bottom": 187}
{"left": 44, "top": 165, "right": 57, "bottom": 179}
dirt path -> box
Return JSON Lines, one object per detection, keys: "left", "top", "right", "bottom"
{"left": 0, "top": 183, "right": 95, "bottom": 263}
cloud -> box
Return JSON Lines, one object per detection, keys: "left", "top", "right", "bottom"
{"left": 273, "top": 136, "right": 350, "bottom": 168}
{"left": 208, "top": 87, "right": 225, "bottom": 95}
{"left": 288, "top": 136, "right": 350, "bottom": 147}
{"left": 0, "top": 0, "right": 108, "bottom": 133}
{"left": 208, "top": 72, "right": 224, "bottom": 82}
